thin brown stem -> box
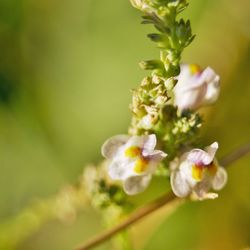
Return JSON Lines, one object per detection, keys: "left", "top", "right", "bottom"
{"left": 75, "top": 143, "right": 250, "bottom": 250}
{"left": 75, "top": 192, "right": 176, "bottom": 250}
{"left": 220, "top": 143, "right": 250, "bottom": 167}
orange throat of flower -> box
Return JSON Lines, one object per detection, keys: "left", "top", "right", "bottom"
{"left": 189, "top": 64, "right": 202, "bottom": 75}
{"left": 124, "top": 146, "right": 149, "bottom": 174}
{"left": 192, "top": 162, "right": 218, "bottom": 181}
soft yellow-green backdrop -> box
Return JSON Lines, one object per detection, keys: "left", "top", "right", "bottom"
{"left": 0, "top": 0, "right": 249, "bottom": 249}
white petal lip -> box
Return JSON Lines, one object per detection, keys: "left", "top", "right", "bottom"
{"left": 101, "top": 135, "right": 129, "bottom": 159}
{"left": 108, "top": 160, "right": 127, "bottom": 180}
{"left": 212, "top": 166, "right": 227, "bottom": 190}
{"left": 126, "top": 135, "right": 145, "bottom": 147}
{"left": 142, "top": 134, "right": 157, "bottom": 156}
{"left": 170, "top": 170, "right": 191, "bottom": 197}
{"left": 123, "top": 175, "right": 152, "bottom": 195}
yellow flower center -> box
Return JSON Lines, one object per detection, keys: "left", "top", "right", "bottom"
{"left": 125, "top": 146, "right": 141, "bottom": 158}
{"left": 192, "top": 162, "right": 218, "bottom": 181}
{"left": 192, "top": 165, "right": 203, "bottom": 181}
{"left": 134, "top": 158, "right": 149, "bottom": 173}
{"left": 189, "top": 64, "right": 201, "bottom": 75}
{"left": 124, "top": 146, "right": 150, "bottom": 174}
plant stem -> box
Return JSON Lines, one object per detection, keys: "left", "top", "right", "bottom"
{"left": 75, "top": 192, "right": 176, "bottom": 250}
{"left": 220, "top": 143, "right": 250, "bottom": 167}
{"left": 75, "top": 142, "right": 250, "bottom": 250}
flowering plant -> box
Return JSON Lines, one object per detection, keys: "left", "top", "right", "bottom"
{"left": 90, "top": 0, "right": 227, "bottom": 202}
{"left": 78, "top": 0, "right": 229, "bottom": 248}
{"left": 1, "top": 1, "right": 249, "bottom": 250}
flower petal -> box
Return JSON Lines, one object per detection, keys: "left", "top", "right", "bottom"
{"left": 187, "top": 149, "right": 211, "bottom": 166}
{"left": 149, "top": 150, "right": 167, "bottom": 161}
{"left": 187, "top": 142, "right": 218, "bottom": 166}
{"left": 193, "top": 178, "right": 212, "bottom": 198}
{"left": 124, "top": 134, "right": 156, "bottom": 156}
{"left": 201, "top": 67, "right": 220, "bottom": 105}
{"left": 101, "top": 135, "right": 129, "bottom": 159}
{"left": 142, "top": 134, "right": 157, "bottom": 154}
{"left": 126, "top": 135, "right": 147, "bottom": 148}
{"left": 170, "top": 170, "right": 191, "bottom": 197}
{"left": 108, "top": 160, "right": 136, "bottom": 181}
{"left": 174, "top": 65, "right": 220, "bottom": 111}
{"left": 174, "top": 64, "right": 207, "bottom": 111}
{"left": 123, "top": 174, "right": 152, "bottom": 195}
{"left": 212, "top": 166, "right": 227, "bottom": 190}
{"left": 204, "top": 142, "right": 219, "bottom": 162}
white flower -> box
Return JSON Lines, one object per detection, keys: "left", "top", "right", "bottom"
{"left": 170, "top": 142, "right": 227, "bottom": 200}
{"left": 130, "top": 0, "right": 150, "bottom": 11}
{"left": 102, "top": 134, "right": 167, "bottom": 195}
{"left": 174, "top": 64, "right": 220, "bottom": 111}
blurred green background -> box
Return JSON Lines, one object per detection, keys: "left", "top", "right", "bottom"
{"left": 0, "top": 0, "right": 249, "bottom": 249}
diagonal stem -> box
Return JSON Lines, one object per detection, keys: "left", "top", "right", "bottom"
{"left": 75, "top": 142, "right": 250, "bottom": 250}
{"left": 220, "top": 143, "right": 250, "bottom": 167}
{"left": 75, "top": 192, "right": 176, "bottom": 250}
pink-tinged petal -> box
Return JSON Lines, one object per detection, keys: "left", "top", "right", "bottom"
{"left": 101, "top": 135, "right": 129, "bottom": 159}
{"left": 138, "top": 150, "right": 167, "bottom": 175}
{"left": 187, "top": 142, "right": 218, "bottom": 166}
{"left": 187, "top": 149, "right": 211, "bottom": 166}
{"left": 148, "top": 150, "right": 167, "bottom": 162}
{"left": 123, "top": 175, "right": 152, "bottom": 195}
{"left": 170, "top": 170, "right": 191, "bottom": 197}
{"left": 200, "top": 67, "right": 217, "bottom": 83}
{"left": 212, "top": 167, "right": 227, "bottom": 190}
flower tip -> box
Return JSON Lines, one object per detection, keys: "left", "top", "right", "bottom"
{"left": 210, "top": 141, "right": 219, "bottom": 149}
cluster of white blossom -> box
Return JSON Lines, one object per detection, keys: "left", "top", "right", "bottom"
{"left": 102, "top": 64, "right": 227, "bottom": 200}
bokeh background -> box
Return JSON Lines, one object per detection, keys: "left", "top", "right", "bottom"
{"left": 0, "top": 0, "right": 249, "bottom": 249}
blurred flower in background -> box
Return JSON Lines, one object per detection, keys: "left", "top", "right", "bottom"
{"left": 0, "top": 0, "right": 249, "bottom": 250}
